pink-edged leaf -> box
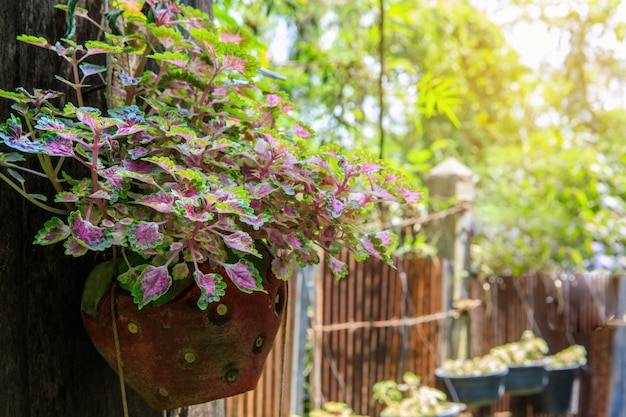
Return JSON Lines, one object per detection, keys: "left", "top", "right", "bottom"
{"left": 137, "top": 193, "right": 175, "bottom": 213}
{"left": 224, "top": 259, "right": 264, "bottom": 293}
{"left": 355, "top": 161, "right": 383, "bottom": 175}
{"left": 294, "top": 123, "right": 314, "bottom": 138}
{"left": 139, "top": 265, "right": 171, "bottom": 306}
{"left": 128, "top": 221, "right": 163, "bottom": 251}
{"left": 16, "top": 35, "right": 52, "bottom": 49}
{"left": 176, "top": 201, "right": 214, "bottom": 222}
{"left": 69, "top": 211, "right": 111, "bottom": 251}
{"left": 194, "top": 271, "right": 227, "bottom": 309}
{"left": 150, "top": 51, "right": 189, "bottom": 68}
{"left": 284, "top": 232, "right": 305, "bottom": 251}
{"left": 239, "top": 212, "right": 268, "bottom": 230}
{"left": 33, "top": 217, "right": 70, "bottom": 245}
{"left": 396, "top": 187, "right": 423, "bottom": 203}
{"left": 220, "top": 31, "right": 245, "bottom": 45}
{"left": 88, "top": 189, "right": 114, "bottom": 200}
{"left": 248, "top": 182, "right": 276, "bottom": 198}
{"left": 372, "top": 185, "right": 401, "bottom": 202}
{"left": 361, "top": 235, "right": 384, "bottom": 261}
{"left": 222, "top": 231, "right": 260, "bottom": 256}
{"left": 266, "top": 94, "right": 283, "bottom": 106}
{"left": 221, "top": 54, "right": 247, "bottom": 72}
{"left": 327, "top": 255, "right": 349, "bottom": 280}
{"left": 280, "top": 103, "right": 296, "bottom": 113}
{"left": 374, "top": 230, "right": 396, "bottom": 248}
{"left": 75, "top": 107, "right": 103, "bottom": 130}
{"left": 98, "top": 167, "right": 125, "bottom": 190}
{"left": 272, "top": 257, "right": 295, "bottom": 281}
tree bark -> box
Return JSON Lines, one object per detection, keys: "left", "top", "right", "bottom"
{"left": 0, "top": 2, "right": 226, "bottom": 416}
{"left": 0, "top": 2, "right": 160, "bottom": 416}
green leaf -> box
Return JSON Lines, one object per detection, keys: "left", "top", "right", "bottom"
{"left": 16, "top": 35, "right": 51, "bottom": 49}
{"left": 65, "top": 0, "right": 80, "bottom": 39}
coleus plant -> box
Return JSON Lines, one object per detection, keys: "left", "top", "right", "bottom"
{"left": 0, "top": 0, "right": 420, "bottom": 309}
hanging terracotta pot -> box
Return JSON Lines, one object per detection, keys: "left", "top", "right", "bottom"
{"left": 81, "top": 257, "right": 287, "bottom": 410}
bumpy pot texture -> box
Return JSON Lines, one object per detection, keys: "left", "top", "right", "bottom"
{"left": 81, "top": 258, "right": 286, "bottom": 410}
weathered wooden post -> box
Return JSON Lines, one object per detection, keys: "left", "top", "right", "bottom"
{"left": 425, "top": 157, "right": 474, "bottom": 361}
{"left": 608, "top": 276, "right": 626, "bottom": 417}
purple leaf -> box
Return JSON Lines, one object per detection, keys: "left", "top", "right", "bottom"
{"left": 293, "top": 123, "right": 313, "bottom": 138}
{"left": 140, "top": 265, "right": 171, "bottom": 305}
{"left": 54, "top": 192, "right": 79, "bottom": 203}
{"left": 76, "top": 107, "right": 102, "bottom": 130}
{"left": 128, "top": 221, "right": 163, "bottom": 251}
{"left": 99, "top": 167, "right": 125, "bottom": 189}
{"left": 361, "top": 235, "right": 384, "bottom": 261}
{"left": 284, "top": 233, "right": 305, "bottom": 251}
{"left": 42, "top": 134, "right": 74, "bottom": 157}
{"left": 326, "top": 193, "right": 346, "bottom": 218}
{"left": 396, "top": 187, "right": 423, "bottom": 203}
{"left": 128, "top": 147, "right": 149, "bottom": 160}
{"left": 224, "top": 259, "right": 264, "bottom": 293}
{"left": 137, "top": 193, "right": 175, "bottom": 213}
{"left": 222, "top": 54, "right": 247, "bottom": 72}
{"left": 64, "top": 236, "right": 88, "bottom": 256}
{"left": 327, "top": 256, "right": 348, "bottom": 280}
{"left": 355, "top": 161, "right": 383, "bottom": 174}
{"left": 222, "top": 231, "right": 260, "bottom": 256}
{"left": 69, "top": 211, "right": 111, "bottom": 251}
{"left": 177, "top": 201, "right": 213, "bottom": 222}
{"left": 271, "top": 257, "right": 294, "bottom": 281}
{"left": 79, "top": 63, "right": 107, "bottom": 78}
{"left": 33, "top": 217, "right": 70, "bottom": 245}
{"left": 194, "top": 271, "right": 227, "bottom": 309}
{"left": 122, "top": 159, "right": 157, "bottom": 174}
{"left": 0, "top": 117, "right": 44, "bottom": 153}
{"left": 118, "top": 70, "right": 143, "bottom": 87}
{"left": 266, "top": 94, "right": 283, "bottom": 106}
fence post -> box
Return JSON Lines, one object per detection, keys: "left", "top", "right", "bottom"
{"left": 609, "top": 276, "right": 626, "bottom": 417}
{"left": 425, "top": 158, "right": 474, "bottom": 362}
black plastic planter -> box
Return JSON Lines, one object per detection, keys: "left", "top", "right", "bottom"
{"left": 528, "top": 365, "right": 580, "bottom": 414}
{"left": 435, "top": 368, "right": 508, "bottom": 406}
{"left": 505, "top": 363, "right": 549, "bottom": 396}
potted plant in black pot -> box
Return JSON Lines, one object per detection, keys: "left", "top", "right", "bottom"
{"left": 0, "top": 0, "right": 420, "bottom": 410}
{"left": 372, "top": 372, "right": 466, "bottom": 417}
{"left": 435, "top": 354, "right": 508, "bottom": 407}
{"left": 489, "top": 330, "right": 549, "bottom": 396}
{"left": 528, "top": 344, "right": 587, "bottom": 415}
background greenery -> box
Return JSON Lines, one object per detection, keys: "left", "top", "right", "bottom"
{"left": 214, "top": 0, "right": 626, "bottom": 276}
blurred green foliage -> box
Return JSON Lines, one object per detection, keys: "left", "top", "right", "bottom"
{"left": 217, "top": 0, "right": 626, "bottom": 275}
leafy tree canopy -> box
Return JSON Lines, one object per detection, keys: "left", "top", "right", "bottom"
{"left": 218, "top": 0, "right": 626, "bottom": 275}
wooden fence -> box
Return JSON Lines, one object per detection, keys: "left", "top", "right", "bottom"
{"left": 310, "top": 253, "right": 447, "bottom": 416}
{"left": 468, "top": 272, "right": 619, "bottom": 417}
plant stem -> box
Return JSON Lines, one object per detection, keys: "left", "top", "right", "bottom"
{"left": 0, "top": 171, "right": 67, "bottom": 215}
